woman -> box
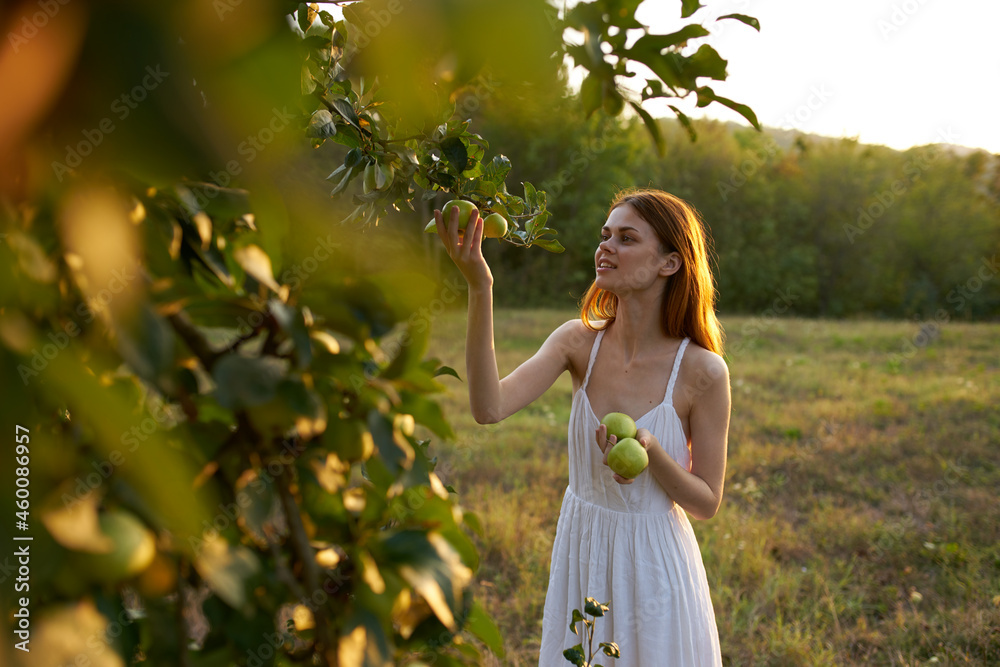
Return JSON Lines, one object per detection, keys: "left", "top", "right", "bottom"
{"left": 433, "top": 188, "right": 731, "bottom": 666}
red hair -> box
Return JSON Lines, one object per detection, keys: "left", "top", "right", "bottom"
{"left": 579, "top": 188, "right": 724, "bottom": 355}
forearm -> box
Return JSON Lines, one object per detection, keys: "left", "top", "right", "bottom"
{"left": 646, "top": 447, "right": 721, "bottom": 520}
{"left": 465, "top": 284, "right": 503, "bottom": 424}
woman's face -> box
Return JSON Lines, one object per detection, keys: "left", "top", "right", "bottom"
{"left": 594, "top": 204, "right": 674, "bottom": 295}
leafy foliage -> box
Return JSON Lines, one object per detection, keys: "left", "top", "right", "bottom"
{"left": 565, "top": 598, "right": 620, "bottom": 667}
{"left": 561, "top": 0, "right": 760, "bottom": 152}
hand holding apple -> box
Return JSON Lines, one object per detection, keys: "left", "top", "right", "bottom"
{"left": 597, "top": 419, "right": 654, "bottom": 484}
{"left": 433, "top": 201, "right": 493, "bottom": 290}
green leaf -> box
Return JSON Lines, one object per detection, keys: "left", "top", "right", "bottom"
{"left": 296, "top": 3, "right": 312, "bottom": 33}
{"left": 301, "top": 62, "right": 316, "bottom": 94}
{"left": 116, "top": 304, "right": 175, "bottom": 387}
{"left": 211, "top": 355, "right": 287, "bottom": 410}
{"left": 306, "top": 109, "right": 337, "bottom": 139}
{"left": 345, "top": 147, "right": 365, "bottom": 169}
{"left": 531, "top": 238, "right": 565, "bottom": 253}
{"left": 399, "top": 390, "right": 454, "bottom": 440}
{"left": 686, "top": 44, "right": 728, "bottom": 81}
{"left": 339, "top": 609, "right": 392, "bottom": 667}
{"left": 696, "top": 87, "right": 761, "bottom": 130}
{"left": 368, "top": 411, "right": 415, "bottom": 475}
{"left": 232, "top": 244, "right": 281, "bottom": 293}
{"left": 193, "top": 536, "right": 261, "bottom": 614}
{"left": 482, "top": 154, "right": 512, "bottom": 187}
{"left": 681, "top": 0, "right": 704, "bottom": 18}
{"left": 718, "top": 13, "right": 760, "bottom": 31}
{"left": 331, "top": 97, "right": 362, "bottom": 132}
{"left": 629, "top": 101, "right": 665, "bottom": 156}
{"left": 433, "top": 365, "right": 462, "bottom": 381}
{"left": 600, "top": 641, "right": 621, "bottom": 658}
{"left": 269, "top": 299, "right": 312, "bottom": 368}
{"left": 631, "top": 25, "right": 710, "bottom": 53}
{"left": 465, "top": 600, "right": 505, "bottom": 657}
{"left": 441, "top": 136, "right": 469, "bottom": 173}
{"left": 235, "top": 471, "right": 280, "bottom": 545}
{"left": 580, "top": 74, "right": 603, "bottom": 117}
{"left": 565, "top": 43, "right": 593, "bottom": 69}
{"left": 563, "top": 645, "right": 586, "bottom": 666}
{"left": 526, "top": 211, "right": 550, "bottom": 236}
{"left": 584, "top": 597, "right": 609, "bottom": 617}
{"left": 570, "top": 608, "right": 584, "bottom": 635}
{"left": 668, "top": 104, "right": 698, "bottom": 142}
{"left": 523, "top": 181, "right": 538, "bottom": 208}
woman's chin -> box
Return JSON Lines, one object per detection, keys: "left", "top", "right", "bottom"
{"left": 594, "top": 273, "right": 620, "bottom": 293}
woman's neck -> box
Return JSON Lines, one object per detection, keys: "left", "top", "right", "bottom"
{"left": 608, "top": 291, "right": 668, "bottom": 365}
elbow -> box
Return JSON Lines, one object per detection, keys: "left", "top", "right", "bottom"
{"left": 689, "top": 496, "right": 723, "bottom": 521}
{"left": 689, "top": 508, "right": 718, "bottom": 521}
{"left": 471, "top": 405, "right": 503, "bottom": 425}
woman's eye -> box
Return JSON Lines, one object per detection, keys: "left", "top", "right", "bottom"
{"left": 622, "top": 236, "right": 632, "bottom": 242}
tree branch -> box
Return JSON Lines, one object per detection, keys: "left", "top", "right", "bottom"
{"left": 167, "top": 311, "right": 221, "bottom": 371}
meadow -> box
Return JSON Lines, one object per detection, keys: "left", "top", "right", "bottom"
{"left": 423, "top": 309, "right": 1000, "bottom": 666}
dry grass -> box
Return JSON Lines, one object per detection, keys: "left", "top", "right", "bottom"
{"left": 423, "top": 310, "right": 1000, "bottom": 666}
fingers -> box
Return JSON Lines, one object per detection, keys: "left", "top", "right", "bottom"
{"left": 468, "top": 210, "right": 484, "bottom": 250}
{"left": 595, "top": 425, "right": 618, "bottom": 452}
{"left": 636, "top": 427, "right": 654, "bottom": 450}
{"left": 447, "top": 204, "right": 461, "bottom": 249}
{"left": 613, "top": 473, "right": 634, "bottom": 485}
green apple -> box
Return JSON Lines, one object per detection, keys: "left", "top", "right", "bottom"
{"left": 441, "top": 199, "right": 479, "bottom": 229}
{"left": 362, "top": 163, "right": 378, "bottom": 194}
{"left": 425, "top": 199, "right": 481, "bottom": 235}
{"left": 77, "top": 509, "right": 156, "bottom": 583}
{"left": 607, "top": 437, "right": 649, "bottom": 479}
{"left": 482, "top": 212, "right": 508, "bottom": 238}
{"left": 600, "top": 412, "right": 637, "bottom": 442}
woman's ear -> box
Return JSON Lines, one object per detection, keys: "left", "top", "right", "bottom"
{"left": 659, "top": 251, "right": 682, "bottom": 277}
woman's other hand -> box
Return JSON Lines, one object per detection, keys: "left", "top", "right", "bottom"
{"left": 597, "top": 425, "right": 657, "bottom": 485}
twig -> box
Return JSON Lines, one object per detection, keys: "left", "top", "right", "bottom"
{"left": 176, "top": 562, "right": 192, "bottom": 667}
{"left": 275, "top": 464, "right": 335, "bottom": 658}
{"left": 167, "top": 311, "right": 221, "bottom": 371}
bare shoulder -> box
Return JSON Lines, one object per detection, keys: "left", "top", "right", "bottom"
{"left": 547, "top": 319, "right": 599, "bottom": 381}
{"left": 676, "top": 342, "right": 730, "bottom": 406}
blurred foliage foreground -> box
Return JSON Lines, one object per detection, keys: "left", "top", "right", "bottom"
{"left": 0, "top": 0, "right": 763, "bottom": 664}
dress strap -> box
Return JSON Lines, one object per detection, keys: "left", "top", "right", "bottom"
{"left": 664, "top": 337, "right": 690, "bottom": 404}
{"left": 581, "top": 329, "right": 606, "bottom": 392}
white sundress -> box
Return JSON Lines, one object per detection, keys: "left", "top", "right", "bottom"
{"left": 538, "top": 329, "right": 722, "bottom": 666}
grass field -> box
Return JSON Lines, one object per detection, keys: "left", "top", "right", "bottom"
{"left": 422, "top": 309, "right": 1000, "bottom": 666}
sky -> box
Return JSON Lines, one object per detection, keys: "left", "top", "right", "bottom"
{"left": 619, "top": 0, "right": 1000, "bottom": 154}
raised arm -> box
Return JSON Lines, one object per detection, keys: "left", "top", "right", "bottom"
{"left": 434, "top": 205, "right": 579, "bottom": 424}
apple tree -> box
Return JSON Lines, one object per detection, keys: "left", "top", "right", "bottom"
{"left": 0, "top": 0, "right": 756, "bottom": 664}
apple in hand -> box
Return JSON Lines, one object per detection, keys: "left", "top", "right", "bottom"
{"left": 424, "top": 199, "right": 480, "bottom": 233}
{"left": 607, "top": 437, "right": 649, "bottom": 479}
{"left": 600, "top": 412, "right": 637, "bottom": 442}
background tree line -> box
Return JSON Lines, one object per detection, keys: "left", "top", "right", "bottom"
{"left": 391, "top": 88, "right": 1000, "bottom": 320}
